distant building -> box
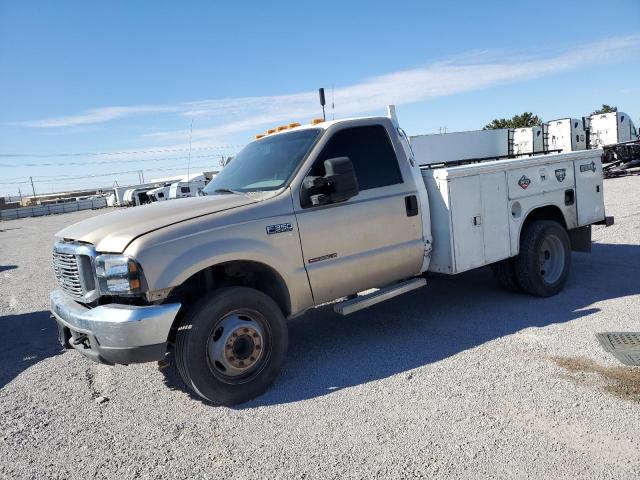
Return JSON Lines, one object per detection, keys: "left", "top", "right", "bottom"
{"left": 0, "top": 197, "right": 21, "bottom": 210}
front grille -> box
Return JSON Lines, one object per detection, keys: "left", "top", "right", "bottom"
{"left": 53, "top": 251, "right": 83, "bottom": 299}
{"left": 52, "top": 241, "right": 98, "bottom": 302}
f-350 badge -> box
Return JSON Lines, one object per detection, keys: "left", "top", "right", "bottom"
{"left": 518, "top": 175, "right": 531, "bottom": 190}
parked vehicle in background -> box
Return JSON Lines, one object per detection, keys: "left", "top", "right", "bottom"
{"left": 168, "top": 179, "right": 207, "bottom": 199}
{"left": 123, "top": 187, "right": 155, "bottom": 206}
{"left": 587, "top": 111, "right": 638, "bottom": 149}
{"left": 513, "top": 126, "right": 547, "bottom": 155}
{"left": 50, "top": 106, "right": 612, "bottom": 406}
{"left": 410, "top": 128, "right": 514, "bottom": 165}
{"left": 547, "top": 118, "right": 587, "bottom": 152}
{"left": 147, "top": 185, "right": 171, "bottom": 202}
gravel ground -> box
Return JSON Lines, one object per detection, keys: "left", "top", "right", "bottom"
{"left": 1, "top": 177, "right": 639, "bottom": 479}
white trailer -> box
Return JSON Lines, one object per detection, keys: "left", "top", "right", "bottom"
{"left": 587, "top": 112, "right": 638, "bottom": 148}
{"left": 123, "top": 187, "right": 155, "bottom": 206}
{"left": 147, "top": 185, "right": 171, "bottom": 202}
{"left": 513, "top": 126, "right": 547, "bottom": 155}
{"left": 547, "top": 118, "right": 587, "bottom": 152}
{"left": 410, "top": 128, "right": 514, "bottom": 166}
{"left": 168, "top": 179, "right": 207, "bottom": 199}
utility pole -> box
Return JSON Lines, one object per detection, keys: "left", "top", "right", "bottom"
{"left": 187, "top": 119, "right": 193, "bottom": 192}
{"left": 18, "top": 187, "right": 23, "bottom": 204}
{"left": 29, "top": 176, "right": 37, "bottom": 204}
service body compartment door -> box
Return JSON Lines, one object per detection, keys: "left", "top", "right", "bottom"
{"left": 573, "top": 157, "right": 605, "bottom": 225}
{"left": 481, "top": 172, "right": 510, "bottom": 263}
{"left": 507, "top": 161, "right": 575, "bottom": 200}
{"left": 449, "top": 176, "right": 484, "bottom": 272}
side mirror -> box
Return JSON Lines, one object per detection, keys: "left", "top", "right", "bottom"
{"left": 303, "top": 156, "right": 359, "bottom": 206}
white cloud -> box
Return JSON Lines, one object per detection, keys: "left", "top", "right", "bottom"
{"left": 16, "top": 35, "right": 640, "bottom": 140}
{"left": 18, "top": 105, "right": 179, "bottom": 128}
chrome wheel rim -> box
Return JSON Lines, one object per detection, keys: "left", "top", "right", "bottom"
{"left": 538, "top": 234, "right": 565, "bottom": 284}
{"left": 207, "top": 310, "right": 266, "bottom": 380}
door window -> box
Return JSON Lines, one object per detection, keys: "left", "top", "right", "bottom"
{"left": 309, "top": 125, "right": 403, "bottom": 191}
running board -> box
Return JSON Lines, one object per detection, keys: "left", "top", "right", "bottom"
{"left": 333, "top": 278, "right": 426, "bottom": 315}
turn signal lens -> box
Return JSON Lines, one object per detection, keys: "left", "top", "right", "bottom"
{"left": 288, "top": 122, "right": 301, "bottom": 128}
{"left": 255, "top": 134, "right": 265, "bottom": 139}
{"left": 311, "top": 118, "right": 324, "bottom": 125}
{"left": 267, "top": 128, "right": 276, "bottom": 134}
{"left": 276, "top": 125, "right": 288, "bottom": 132}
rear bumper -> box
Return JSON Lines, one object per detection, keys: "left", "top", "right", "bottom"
{"left": 50, "top": 289, "right": 181, "bottom": 365}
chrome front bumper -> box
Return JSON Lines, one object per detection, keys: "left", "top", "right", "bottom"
{"left": 50, "top": 289, "right": 181, "bottom": 365}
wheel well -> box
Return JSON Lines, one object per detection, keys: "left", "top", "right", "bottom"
{"left": 522, "top": 205, "right": 567, "bottom": 231}
{"left": 166, "top": 261, "right": 291, "bottom": 341}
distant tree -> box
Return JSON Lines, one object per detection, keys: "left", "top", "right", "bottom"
{"left": 483, "top": 112, "right": 543, "bottom": 130}
{"left": 591, "top": 104, "right": 617, "bottom": 115}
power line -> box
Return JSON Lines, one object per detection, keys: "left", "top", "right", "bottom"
{"left": 35, "top": 163, "right": 219, "bottom": 184}
{"left": 0, "top": 152, "right": 236, "bottom": 168}
{"left": 0, "top": 144, "right": 245, "bottom": 158}
{"left": 0, "top": 162, "right": 220, "bottom": 186}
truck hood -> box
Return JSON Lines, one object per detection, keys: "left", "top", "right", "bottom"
{"left": 55, "top": 194, "right": 258, "bottom": 253}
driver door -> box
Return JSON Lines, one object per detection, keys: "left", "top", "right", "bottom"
{"left": 293, "top": 122, "right": 424, "bottom": 305}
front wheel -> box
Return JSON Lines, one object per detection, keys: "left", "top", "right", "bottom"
{"left": 174, "top": 287, "right": 288, "bottom": 405}
{"left": 514, "top": 220, "right": 571, "bottom": 297}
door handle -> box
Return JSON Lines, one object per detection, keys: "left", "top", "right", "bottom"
{"left": 405, "top": 195, "right": 419, "bottom": 217}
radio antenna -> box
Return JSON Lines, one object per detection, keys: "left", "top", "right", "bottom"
{"left": 331, "top": 83, "right": 335, "bottom": 120}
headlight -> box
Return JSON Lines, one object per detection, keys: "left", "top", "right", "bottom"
{"left": 95, "top": 254, "right": 144, "bottom": 295}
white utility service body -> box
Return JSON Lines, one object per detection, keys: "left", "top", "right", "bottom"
{"left": 421, "top": 150, "right": 603, "bottom": 274}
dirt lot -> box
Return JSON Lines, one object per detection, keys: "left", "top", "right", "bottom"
{"left": 1, "top": 176, "right": 639, "bottom": 479}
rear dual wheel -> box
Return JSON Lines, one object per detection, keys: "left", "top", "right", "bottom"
{"left": 175, "top": 287, "right": 288, "bottom": 406}
{"left": 492, "top": 220, "right": 571, "bottom": 297}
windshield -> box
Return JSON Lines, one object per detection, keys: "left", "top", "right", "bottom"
{"left": 203, "top": 128, "right": 321, "bottom": 194}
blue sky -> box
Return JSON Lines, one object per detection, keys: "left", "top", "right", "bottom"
{"left": 1, "top": 0, "right": 639, "bottom": 197}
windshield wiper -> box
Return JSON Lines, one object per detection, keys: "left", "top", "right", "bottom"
{"left": 212, "top": 188, "right": 246, "bottom": 195}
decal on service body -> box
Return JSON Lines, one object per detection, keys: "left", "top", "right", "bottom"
{"left": 555, "top": 168, "right": 566, "bottom": 182}
{"left": 580, "top": 161, "right": 597, "bottom": 173}
{"left": 518, "top": 175, "right": 531, "bottom": 190}
{"left": 266, "top": 223, "right": 293, "bottom": 235}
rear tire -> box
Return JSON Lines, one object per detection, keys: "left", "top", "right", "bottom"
{"left": 514, "top": 220, "right": 571, "bottom": 297}
{"left": 175, "top": 287, "right": 288, "bottom": 406}
{"left": 490, "top": 258, "right": 522, "bottom": 293}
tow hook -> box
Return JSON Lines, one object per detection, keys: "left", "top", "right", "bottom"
{"left": 72, "top": 334, "right": 90, "bottom": 349}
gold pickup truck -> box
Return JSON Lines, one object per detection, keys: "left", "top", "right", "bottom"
{"left": 50, "top": 108, "right": 611, "bottom": 405}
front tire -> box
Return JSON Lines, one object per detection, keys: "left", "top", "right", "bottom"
{"left": 514, "top": 220, "right": 571, "bottom": 297}
{"left": 175, "top": 287, "right": 288, "bottom": 405}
